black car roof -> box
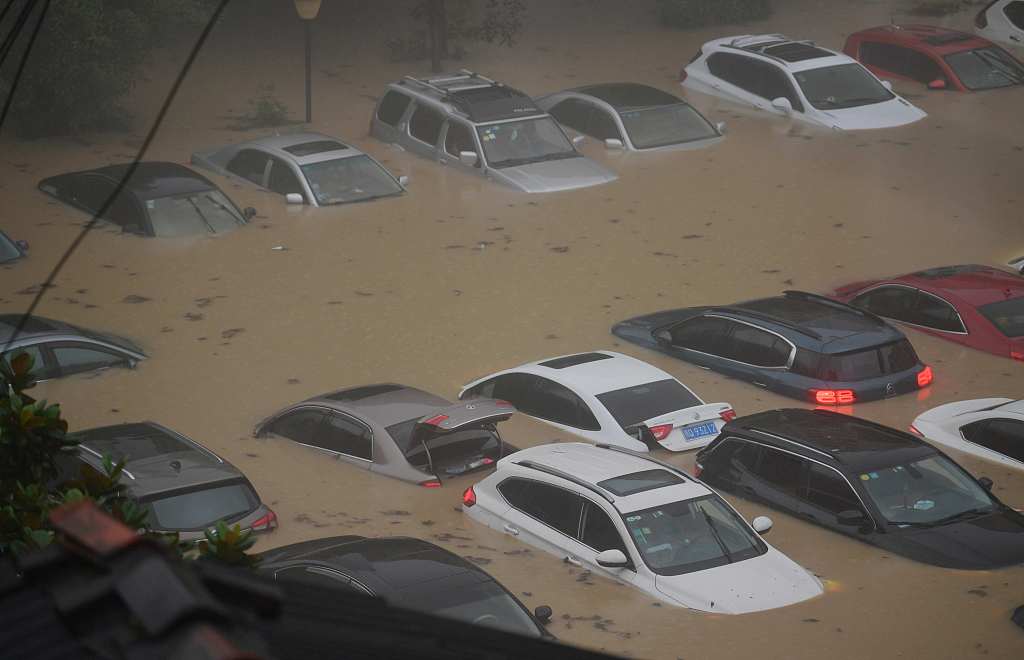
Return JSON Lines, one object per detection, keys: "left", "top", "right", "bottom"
{"left": 40, "top": 162, "right": 216, "bottom": 200}
{"left": 574, "top": 83, "right": 683, "bottom": 109}
{"left": 727, "top": 409, "right": 936, "bottom": 471}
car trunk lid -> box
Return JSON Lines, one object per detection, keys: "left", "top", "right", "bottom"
{"left": 635, "top": 403, "right": 734, "bottom": 452}
{"left": 407, "top": 400, "right": 517, "bottom": 479}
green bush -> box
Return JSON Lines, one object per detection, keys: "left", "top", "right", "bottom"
{"left": 656, "top": 0, "right": 773, "bottom": 29}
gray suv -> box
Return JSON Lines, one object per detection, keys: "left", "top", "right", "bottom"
{"left": 370, "top": 70, "right": 617, "bottom": 193}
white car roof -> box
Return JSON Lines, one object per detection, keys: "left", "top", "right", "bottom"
{"left": 503, "top": 442, "right": 711, "bottom": 512}
{"left": 493, "top": 350, "right": 692, "bottom": 398}
{"left": 704, "top": 34, "right": 858, "bottom": 73}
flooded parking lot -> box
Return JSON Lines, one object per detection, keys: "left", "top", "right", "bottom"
{"left": 2, "top": 0, "right": 1023, "bottom": 657}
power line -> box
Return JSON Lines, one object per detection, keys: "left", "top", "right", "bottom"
{"left": 0, "top": 0, "right": 35, "bottom": 70}
{"left": 0, "top": 0, "right": 47, "bottom": 133}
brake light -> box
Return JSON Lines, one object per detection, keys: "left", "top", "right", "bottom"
{"left": 812, "top": 389, "right": 856, "bottom": 405}
{"left": 1011, "top": 349, "right": 1024, "bottom": 361}
{"left": 423, "top": 414, "right": 448, "bottom": 426}
{"left": 694, "top": 462, "right": 703, "bottom": 478}
{"left": 649, "top": 424, "right": 673, "bottom": 441}
{"left": 419, "top": 479, "right": 442, "bottom": 488}
{"left": 251, "top": 509, "right": 277, "bottom": 531}
{"left": 909, "top": 424, "right": 923, "bottom": 437}
{"left": 462, "top": 486, "right": 476, "bottom": 507}
{"left": 719, "top": 408, "right": 737, "bottom": 422}
{"left": 916, "top": 365, "right": 933, "bottom": 388}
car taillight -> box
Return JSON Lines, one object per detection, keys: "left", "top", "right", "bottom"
{"left": 909, "top": 424, "right": 923, "bottom": 437}
{"left": 1011, "top": 349, "right": 1024, "bottom": 361}
{"left": 719, "top": 408, "right": 737, "bottom": 422}
{"left": 251, "top": 509, "right": 277, "bottom": 531}
{"left": 649, "top": 424, "right": 673, "bottom": 441}
{"left": 812, "top": 389, "right": 856, "bottom": 405}
{"left": 462, "top": 486, "right": 476, "bottom": 507}
{"left": 694, "top": 462, "right": 703, "bottom": 478}
{"left": 419, "top": 479, "right": 442, "bottom": 488}
{"left": 423, "top": 414, "right": 448, "bottom": 426}
{"left": 916, "top": 365, "right": 933, "bottom": 388}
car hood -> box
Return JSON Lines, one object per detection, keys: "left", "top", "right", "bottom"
{"left": 885, "top": 509, "right": 1024, "bottom": 569}
{"left": 815, "top": 97, "right": 926, "bottom": 130}
{"left": 491, "top": 156, "right": 617, "bottom": 193}
{"left": 654, "top": 549, "right": 823, "bottom": 614}
{"left": 915, "top": 398, "right": 1013, "bottom": 424}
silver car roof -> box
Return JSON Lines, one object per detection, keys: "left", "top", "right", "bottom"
{"left": 299, "top": 383, "right": 453, "bottom": 428}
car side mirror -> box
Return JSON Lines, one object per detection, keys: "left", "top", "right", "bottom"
{"left": 715, "top": 121, "right": 727, "bottom": 134}
{"left": 978, "top": 476, "right": 994, "bottom": 491}
{"left": 604, "top": 138, "right": 624, "bottom": 149}
{"left": 881, "top": 80, "right": 893, "bottom": 91}
{"left": 127, "top": 359, "right": 139, "bottom": 370}
{"left": 533, "top": 605, "right": 552, "bottom": 622}
{"left": 458, "top": 151, "right": 478, "bottom": 167}
{"left": 14, "top": 239, "right": 29, "bottom": 251}
{"left": 572, "top": 134, "right": 585, "bottom": 146}
{"left": 837, "top": 509, "right": 868, "bottom": 526}
{"left": 243, "top": 206, "right": 257, "bottom": 220}
{"left": 751, "top": 516, "right": 773, "bottom": 534}
{"left": 285, "top": 192, "right": 304, "bottom": 205}
{"left": 927, "top": 78, "right": 947, "bottom": 90}
{"left": 771, "top": 97, "right": 793, "bottom": 112}
{"left": 398, "top": 175, "right": 409, "bottom": 186}
{"left": 595, "top": 549, "right": 629, "bottom": 568}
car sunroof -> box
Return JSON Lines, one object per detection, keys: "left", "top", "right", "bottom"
{"left": 763, "top": 43, "right": 834, "bottom": 62}
{"left": 73, "top": 424, "right": 189, "bottom": 463}
{"left": 324, "top": 384, "right": 404, "bottom": 401}
{"left": 598, "top": 469, "right": 684, "bottom": 496}
{"left": 538, "top": 352, "right": 613, "bottom": 369}
{"left": 282, "top": 140, "right": 349, "bottom": 157}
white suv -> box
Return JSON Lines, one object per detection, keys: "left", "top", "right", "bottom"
{"left": 682, "top": 34, "right": 926, "bottom": 130}
{"left": 462, "top": 442, "right": 823, "bottom": 614}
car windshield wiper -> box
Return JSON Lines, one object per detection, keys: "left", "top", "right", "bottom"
{"left": 700, "top": 507, "right": 734, "bottom": 563}
{"left": 493, "top": 152, "right": 576, "bottom": 168}
{"left": 186, "top": 196, "right": 216, "bottom": 233}
{"left": 203, "top": 193, "right": 244, "bottom": 224}
{"left": 892, "top": 507, "right": 992, "bottom": 528}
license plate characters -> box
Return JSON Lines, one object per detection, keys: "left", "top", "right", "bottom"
{"left": 682, "top": 421, "right": 717, "bottom": 441}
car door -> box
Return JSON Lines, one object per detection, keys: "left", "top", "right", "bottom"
{"left": 713, "top": 321, "right": 793, "bottom": 391}
{"left": 406, "top": 102, "right": 446, "bottom": 160}
{"left": 575, "top": 499, "right": 645, "bottom": 589}
{"left": 960, "top": 418, "right": 1024, "bottom": 467}
{"left": 664, "top": 315, "right": 734, "bottom": 371}
{"left": 47, "top": 341, "right": 134, "bottom": 378}
{"left": 547, "top": 98, "right": 592, "bottom": 137}
{"left": 857, "top": 42, "right": 945, "bottom": 86}
{"left": 263, "top": 407, "right": 326, "bottom": 449}
{"left": 851, "top": 285, "right": 919, "bottom": 324}
{"left": 2, "top": 342, "right": 57, "bottom": 381}
{"left": 372, "top": 89, "right": 414, "bottom": 143}
{"left": 799, "top": 462, "right": 872, "bottom": 533}
{"left": 705, "top": 52, "right": 761, "bottom": 106}
{"left": 744, "top": 445, "right": 807, "bottom": 516}
{"left": 317, "top": 411, "right": 374, "bottom": 470}
{"left": 698, "top": 437, "right": 761, "bottom": 495}
{"left": 519, "top": 375, "right": 602, "bottom": 436}
{"left": 440, "top": 119, "right": 482, "bottom": 171}
{"left": 909, "top": 290, "right": 969, "bottom": 342}
{"left": 267, "top": 156, "right": 308, "bottom": 203}
{"left": 226, "top": 149, "right": 272, "bottom": 187}
{"left": 496, "top": 477, "right": 585, "bottom": 561}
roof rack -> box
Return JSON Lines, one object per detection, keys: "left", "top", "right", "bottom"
{"left": 782, "top": 290, "right": 888, "bottom": 326}
{"left": 723, "top": 35, "right": 820, "bottom": 64}
{"left": 402, "top": 69, "right": 499, "bottom": 95}
{"left": 513, "top": 459, "right": 615, "bottom": 504}
{"left": 594, "top": 444, "right": 695, "bottom": 484}
{"left": 707, "top": 306, "right": 823, "bottom": 341}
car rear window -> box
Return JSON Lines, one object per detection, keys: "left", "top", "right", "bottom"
{"left": 979, "top": 297, "right": 1024, "bottom": 338}
{"left": 142, "top": 480, "right": 258, "bottom": 531}
{"left": 596, "top": 378, "right": 702, "bottom": 430}
{"left": 403, "top": 428, "right": 502, "bottom": 472}
{"left": 597, "top": 469, "right": 684, "bottom": 496}
{"left": 818, "top": 339, "right": 919, "bottom": 381}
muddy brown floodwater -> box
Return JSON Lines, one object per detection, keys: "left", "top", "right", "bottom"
{"left": 3, "top": 0, "right": 1023, "bottom": 657}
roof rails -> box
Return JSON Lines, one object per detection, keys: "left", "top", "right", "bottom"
{"left": 782, "top": 290, "right": 888, "bottom": 326}
{"left": 707, "top": 306, "right": 824, "bottom": 341}
{"left": 594, "top": 444, "right": 695, "bottom": 484}
{"left": 402, "top": 69, "right": 499, "bottom": 96}
{"left": 513, "top": 459, "right": 615, "bottom": 504}
{"left": 745, "top": 427, "right": 834, "bottom": 460}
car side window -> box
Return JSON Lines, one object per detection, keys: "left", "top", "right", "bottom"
{"left": 851, "top": 286, "right": 917, "bottom": 322}
{"left": 580, "top": 501, "right": 629, "bottom": 556}
{"left": 269, "top": 409, "right": 325, "bottom": 443}
{"left": 912, "top": 292, "right": 965, "bottom": 333}
{"left": 444, "top": 121, "right": 479, "bottom": 164}
{"left": 753, "top": 447, "right": 804, "bottom": 496}
{"left": 408, "top": 104, "right": 445, "bottom": 146}
{"left": 498, "top": 477, "right": 584, "bottom": 537}
{"left": 754, "top": 61, "right": 804, "bottom": 111}
{"left": 548, "top": 98, "right": 592, "bottom": 133}
{"left": 859, "top": 42, "right": 912, "bottom": 75}
{"left": 377, "top": 90, "right": 412, "bottom": 126}
{"left": 1007, "top": 2, "right": 1024, "bottom": 29}
{"left": 227, "top": 149, "right": 271, "bottom": 185}
{"left": 668, "top": 315, "right": 732, "bottom": 356}
{"left": 707, "top": 52, "right": 752, "bottom": 88}
{"left": 521, "top": 375, "right": 600, "bottom": 431}
{"left": 585, "top": 106, "right": 623, "bottom": 141}
{"left": 790, "top": 348, "right": 821, "bottom": 377}
{"left": 318, "top": 413, "right": 372, "bottom": 460}
{"left": 806, "top": 463, "right": 863, "bottom": 515}
{"left": 961, "top": 419, "right": 1024, "bottom": 462}
{"left": 720, "top": 323, "right": 790, "bottom": 367}
{"left": 49, "top": 343, "right": 128, "bottom": 376}
{"left": 903, "top": 48, "right": 945, "bottom": 84}
{"left": 2, "top": 344, "right": 50, "bottom": 379}
{"left": 267, "top": 157, "right": 304, "bottom": 197}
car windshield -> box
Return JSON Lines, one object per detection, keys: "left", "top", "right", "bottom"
{"left": 793, "top": 63, "right": 895, "bottom": 110}
{"left": 945, "top": 47, "right": 1024, "bottom": 91}
{"left": 817, "top": 339, "right": 919, "bottom": 381}
{"left": 404, "top": 580, "right": 542, "bottom": 637}
{"left": 858, "top": 454, "right": 996, "bottom": 526}
{"left": 145, "top": 190, "right": 245, "bottom": 237}
{"left": 0, "top": 232, "right": 21, "bottom": 263}
{"left": 978, "top": 296, "right": 1024, "bottom": 337}
{"left": 300, "top": 154, "right": 403, "bottom": 205}
{"left": 618, "top": 104, "right": 718, "bottom": 149}
{"left": 622, "top": 495, "right": 766, "bottom": 576}
{"left": 476, "top": 116, "right": 577, "bottom": 168}
{"left": 596, "top": 378, "right": 702, "bottom": 429}
{"left": 143, "top": 480, "right": 258, "bottom": 531}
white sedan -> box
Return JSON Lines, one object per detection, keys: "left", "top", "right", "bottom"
{"left": 459, "top": 351, "right": 734, "bottom": 452}
{"left": 975, "top": 1, "right": 1024, "bottom": 49}
{"left": 913, "top": 398, "right": 1024, "bottom": 471}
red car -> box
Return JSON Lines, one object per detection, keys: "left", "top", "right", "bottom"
{"left": 833, "top": 265, "right": 1024, "bottom": 362}
{"left": 843, "top": 24, "right": 1024, "bottom": 92}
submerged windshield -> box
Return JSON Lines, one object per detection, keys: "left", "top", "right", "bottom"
{"left": 945, "top": 48, "right": 1024, "bottom": 91}
{"left": 858, "top": 454, "right": 995, "bottom": 526}
{"left": 476, "top": 116, "right": 577, "bottom": 168}
{"left": 619, "top": 104, "right": 718, "bottom": 149}
{"left": 622, "top": 495, "right": 766, "bottom": 576}
{"left": 978, "top": 297, "right": 1024, "bottom": 338}
{"left": 143, "top": 480, "right": 258, "bottom": 531}
{"left": 0, "top": 232, "right": 21, "bottom": 262}
{"left": 793, "top": 63, "right": 895, "bottom": 110}
{"left": 597, "top": 378, "right": 702, "bottom": 430}
{"left": 300, "top": 155, "right": 403, "bottom": 205}
{"left": 145, "top": 190, "right": 245, "bottom": 237}
{"left": 404, "top": 580, "right": 542, "bottom": 637}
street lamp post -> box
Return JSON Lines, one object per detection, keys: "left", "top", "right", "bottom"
{"left": 293, "top": 0, "right": 322, "bottom": 124}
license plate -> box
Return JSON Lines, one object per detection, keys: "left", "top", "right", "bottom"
{"left": 682, "top": 421, "right": 717, "bottom": 441}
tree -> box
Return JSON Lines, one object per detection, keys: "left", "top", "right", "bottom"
{"left": 400, "top": 0, "right": 526, "bottom": 72}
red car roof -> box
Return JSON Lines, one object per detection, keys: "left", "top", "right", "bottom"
{"left": 851, "top": 24, "right": 995, "bottom": 55}
{"left": 900, "top": 265, "right": 1024, "bottom": 308}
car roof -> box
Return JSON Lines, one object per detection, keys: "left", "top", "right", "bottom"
{"left": 219, "top": 132, "right": 365, "bottom": 165}
{"left": 707, "top": 34, "right": 853, "bottom": 72}
{"left": 507, "top": 350, "right": 680, "bottom": 396}
{"left": 302, "top": 383, "right": 451, "bottom": 427}
{"left": 571, "top": 83, "right": 684, "bottom": 109}
{"left": 893, "top": 265, "right": 1024, "bottom": 308}
{"left": 40, "top": 162, "right": 217, "bottom": 200}
{"left": 394, "top": 71, "right": 544, "bottom": 123}
{"left": 0, "top": 314, "right": 146, "bottom": 356}
{"left": 726, "top": 409, "right": 936, "bottom": 471}
{"left": 852, "top": 24, "right": 993, "bottom": 54}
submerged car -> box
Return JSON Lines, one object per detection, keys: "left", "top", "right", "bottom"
{"left": 370, "top": 70, "right": 617, "bottom": 193}
{"left": 0, "top": 229, "right": 28, "bottom": 264}
{"left": 975, "top": 0, "right": 1024, "bottom": 48}
{"left": 612, "top": 290, "right": 932, "bottom": 405}
{"left": 459, "top": 351, "right": 735, "bottom": 452}
{"left": 682, "top": 34, "right": 926, "bottom": 130}
{"left": 258, "top": 536, "right": 552, "bottom": 638}
{"left": 254, "top": 384, "right": 517, "bottom": 487}
{"left": 59, "top": 422, "right": 277, "bottom": 541}
{"left": 38, "top": 162, "right": 254, "bottom": 237}
{"left": 696, "top": 409, "right": 1024, "bottom": 570}
{"left": 913, "top": 398, "right": 1024, "bottom": 472}
{"left": 0, "top": 314, "right": 146, "bottom": 381}
{"left": 463, "top": 442, "right": 823, "bottom": 613}
{"left": 536, "top": 83, "right": 724, "bottom": 152}
{"left": 192, "top": 132, "right": 406, "bottom": 207}
{"left": 845, "top": 25, "right": 1024, "bottom": 92}
{"left": 834, "top": 264, "right": 1024, "bottom": 362}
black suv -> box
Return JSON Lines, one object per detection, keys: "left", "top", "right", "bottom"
{"left": 611, "top": 290, "right": 932, "bottom": 405}
{"left": 695, "top": 409, "right": 1024, "bottom": 569}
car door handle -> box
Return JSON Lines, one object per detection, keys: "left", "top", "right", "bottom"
{"left": 698, "top": 365, "right": 711, "bottom": 370}
{"left": 752, "top": 381, "right": 768, "bottom": 388}
{"left": 564, "top": 555, "right": 582, "bottom": 567}
{"left": 502, "top": 524, "right": 519, "bottom": 536}
{"left": 740, "top": 485, "right": 756, "bottom": 497}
